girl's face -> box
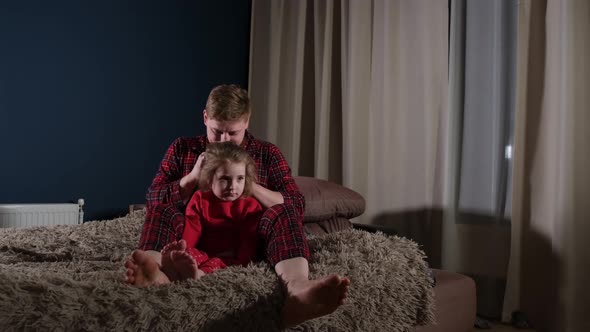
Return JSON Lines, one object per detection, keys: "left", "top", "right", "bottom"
{"left": 211, "top": 161, "right": 246, "bottom": 201}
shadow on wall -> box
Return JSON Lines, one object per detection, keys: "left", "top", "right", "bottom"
{"left": 372, "top": 208, "right": 513, "bottom": 320}
{"left": 517, "top": 1, "right": 562, "bottom": 327}
{"left": 371, "top": 208, "right": 443, "bottom": 269}
{"left": 521, "top": 228, "right": 561, "bottom": 332}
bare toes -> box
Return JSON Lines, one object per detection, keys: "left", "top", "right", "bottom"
{"left": 171, "top": 250, "right": 198, "bottom": 280}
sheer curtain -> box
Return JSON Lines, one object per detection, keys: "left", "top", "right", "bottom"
{"left": 249, "top": 0, "right": 448, "bottom": 224}
{"left": 249, "top": 0, "right": 590, "bottom": 329}
{"left": 503, "top": 1, "right": 590, "bottom": 331}
{"left": 446, "top": 0, "right": 518, "bottom": 318}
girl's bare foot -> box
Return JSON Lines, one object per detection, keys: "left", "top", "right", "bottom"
{"left": 124, "top": 250, "right": 170, "bottom": 287}
{"left": 281, "top": 275, "right": 350, "bottom": 327}
{"left": 161, "top": 240, "right": 187, "bottom": 281}
{"left": 170, "top": 250, "right": 199, "bottom": 280}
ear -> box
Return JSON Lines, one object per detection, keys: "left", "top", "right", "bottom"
{"left": 203, "top": 109, "right": 208, "bottom": 126}
{"left": 243, "top": 113, "right": 250, "bottom": 129}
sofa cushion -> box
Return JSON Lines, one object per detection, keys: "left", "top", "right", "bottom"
{"left": 304, "top": 217, "right": 353, "bottom": 236}
{"left": 414, "top": 269, "right": 476, "bottom": 332}
{"left": 293, "top": 176, "right": 365, "bottom": 222}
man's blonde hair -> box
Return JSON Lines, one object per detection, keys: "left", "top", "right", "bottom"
{"left": 205, "top": 84, "right": 251, "bottom": 121}
{"left": 199, "top": 142, "right": 257, "bottom": 196}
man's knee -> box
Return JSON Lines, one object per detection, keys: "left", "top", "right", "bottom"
{"left": 260, "top": 203, "right": 302, "bottom": 225}
{"left": 258, "top": 203, "right": 304, "bottom": 239}
{"left": 140, "top": 204, "right": 185, "bottom": 251}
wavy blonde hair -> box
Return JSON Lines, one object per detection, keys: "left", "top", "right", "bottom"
{"left": 199, "top": 142, "right": 257, "bottom": 196}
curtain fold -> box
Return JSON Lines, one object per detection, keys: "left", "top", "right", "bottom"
{"left": 249, "top": 0, "right": 448, "bottom": 224}
{"left": 503, "top": 1, "right": 590, "bottom": 330}
{"left": 250, "top": 1, "right": 590, "bottom": 329}
{"left": 248, "top": 0, "right": 308, "bottom": 173}
{"left": 340, "top": 0, "right": 373, "bottom": 204}
{"left": 443, "top": 0, "right": 518, "bottom": 318}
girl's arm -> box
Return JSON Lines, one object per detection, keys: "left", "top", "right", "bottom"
{"left": 183, "top": 193, "right": 203, "bottom": 248}
{"left": 146, "top": 138, "right": 206, "bottom": 209}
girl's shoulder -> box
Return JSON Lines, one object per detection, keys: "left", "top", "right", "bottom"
{"left": 189, "top": 190, "right": 218, "bottom": 209}
{"left": 186, "top": 190, "right": 207, "bottom": 215}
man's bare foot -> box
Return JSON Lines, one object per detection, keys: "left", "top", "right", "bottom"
{"left": 161, "top": 240, "right": 187, "bottom": 281}
{"left": 281, "top": 275, "right": 351, "bottom": 327}
{"left": 124, "top": 250, "right": 170, "bottom": 287}
{"left": 170, "top": 250, "right": 199, "bottom": 280}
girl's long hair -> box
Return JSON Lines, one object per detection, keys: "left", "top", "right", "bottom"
{"left": 199, "top": 142, "right": 257, "bottom": 196}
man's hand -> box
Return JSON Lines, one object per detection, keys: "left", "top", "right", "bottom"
{"left": 180, "top": 153, "right": 207, "bottom": 202}
{"left": 188, "top": 152, "right": 207, "bottom": 184}
{"left": 251, "top": 182, "right": 284, "bottom": 208}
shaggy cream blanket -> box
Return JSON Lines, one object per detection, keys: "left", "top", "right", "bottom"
{"left": 0, "top": 210, "right": 434, "bottom": 331}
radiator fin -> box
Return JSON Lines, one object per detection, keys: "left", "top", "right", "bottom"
{"left": 0, "top": 202, "right": 84, "bottom": 228}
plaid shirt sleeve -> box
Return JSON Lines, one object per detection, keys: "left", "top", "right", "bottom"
{"left": 266, "top": 145, "right": 305, "bottom": 216}
{"left": 145, "top": 138, "right": 187, "bottom": 210}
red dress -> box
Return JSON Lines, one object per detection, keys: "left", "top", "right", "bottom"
{"left": 183, "top": 190, "right": 263, "bottom": 274}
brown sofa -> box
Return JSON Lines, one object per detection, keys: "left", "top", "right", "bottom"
{"left": 294, "top": 176, "right": 476, "bottom": 332}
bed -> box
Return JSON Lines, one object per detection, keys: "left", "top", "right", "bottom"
{"left": 0, "top": 177, "right": 467, "bottom": 331}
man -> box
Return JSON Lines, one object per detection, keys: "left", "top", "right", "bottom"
{"left": 125, "top": 84, "right": 350, "bottom": 327}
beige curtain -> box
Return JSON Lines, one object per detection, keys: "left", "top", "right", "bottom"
{"left": 503, "top": 0, "right": 590, "bottom": 331}
{"left": 250, "top": 0, "right": 590, "bottom": 328}
{"left": 249, "top": 0, "right": 448, "bottom": 224}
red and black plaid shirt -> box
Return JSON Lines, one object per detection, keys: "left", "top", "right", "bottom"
{"left": 145, "top": 131, "right": 304, "bottom": 213}
{"left": 140, "top": 132, "right": 309, "bottom": 264}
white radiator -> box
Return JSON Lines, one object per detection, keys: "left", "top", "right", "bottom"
{"left": 0, "top": 199, "right": 85, "bottom": 228}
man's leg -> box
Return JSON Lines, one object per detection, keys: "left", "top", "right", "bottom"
{"left": 138, "top": 204, "right": 185, "bottom": 252}
{"left": 258, "top": 204, "right": 350, "bottom": 327}
{"left": 275, "top": 257, "right": 350, "bottom": 327}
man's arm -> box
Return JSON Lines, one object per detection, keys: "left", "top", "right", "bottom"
{"left": 257, "top": 145, "right": 305, "bottom": 214}
{"left": 250, "top": 183, "right": 284, "bottom": 208}
{"left": 179, "top": 152, "right": 206, "bottom": 204}
{"left": 146, "top": 139, "right": 204, "bottom": 209}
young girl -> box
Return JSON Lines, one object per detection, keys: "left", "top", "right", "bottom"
{"left": 157, "top": 141, "right": 263, "bottom": 282}
{"left": 126, "top": 142, "right": 262, "bottom": 283}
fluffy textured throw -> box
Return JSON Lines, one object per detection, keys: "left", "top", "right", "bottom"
{"left": 0, "top": 210, "right": 434, "bottom": 331}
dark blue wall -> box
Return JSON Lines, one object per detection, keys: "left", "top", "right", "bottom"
{"left": 0, "top": 1, "right": 251, "bottom": 220}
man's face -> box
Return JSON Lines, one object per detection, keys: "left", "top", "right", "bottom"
{"left": 203, "top": 110, "right": 249, "bottom": 145}
{"left": 210, "top": 161, "right": 246, "bottom": 201}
